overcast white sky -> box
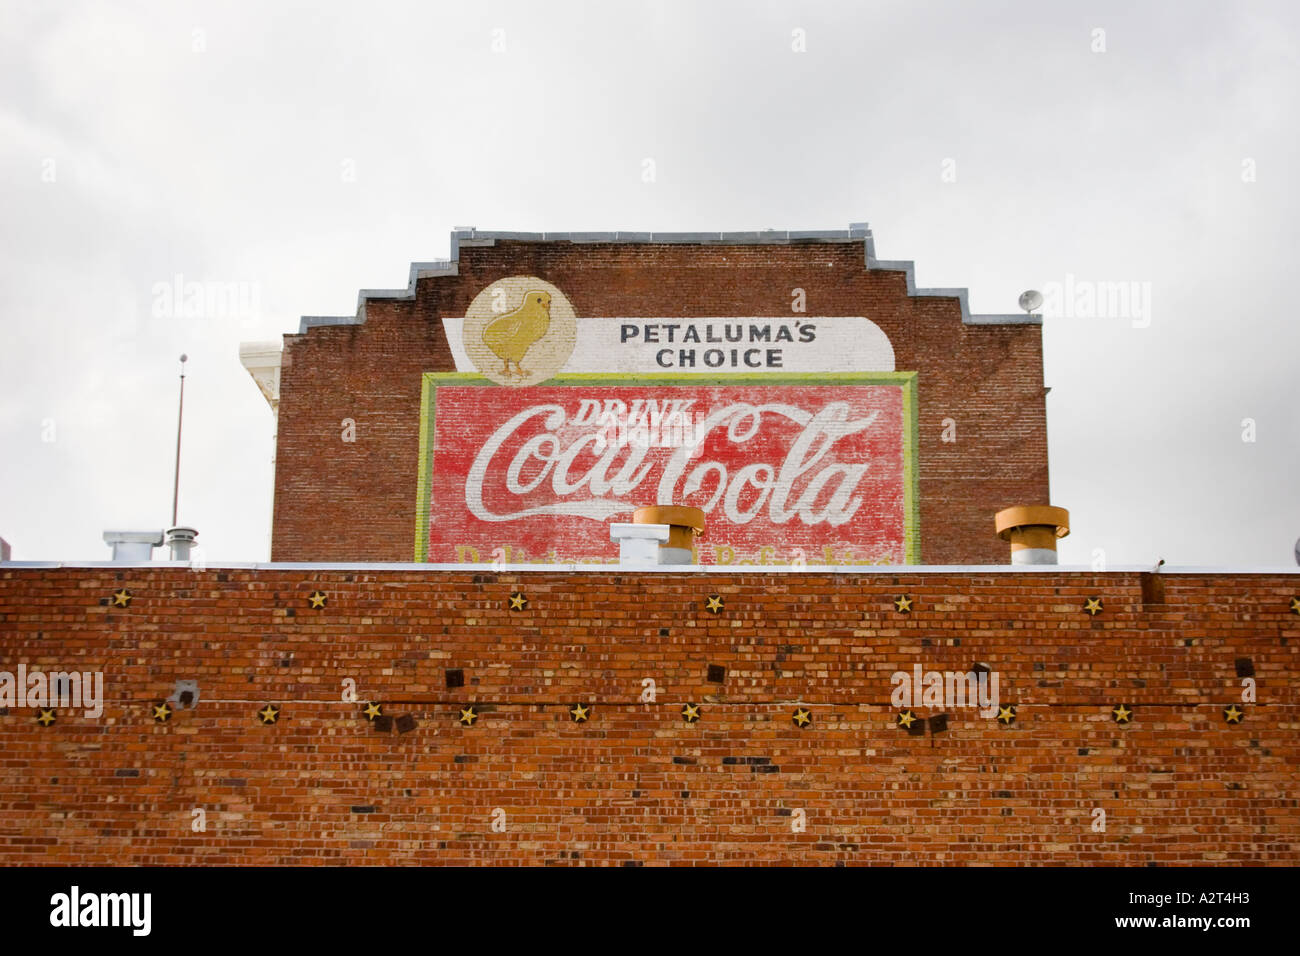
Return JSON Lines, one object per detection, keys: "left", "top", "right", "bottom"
{"left": 2, "top": 0, "right": 1297, "bottom": 566}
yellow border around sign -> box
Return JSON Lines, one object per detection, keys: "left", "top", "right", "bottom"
{"left": 413, "top": 372, "right": 920, "bottom": 564}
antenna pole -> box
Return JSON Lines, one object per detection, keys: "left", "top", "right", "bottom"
{"left": 171, "top": 354, "right": 188, "bottom": 527}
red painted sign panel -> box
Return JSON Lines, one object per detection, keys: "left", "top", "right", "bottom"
{"left": 416, "top": 374, "right": 918, "bottom": 565}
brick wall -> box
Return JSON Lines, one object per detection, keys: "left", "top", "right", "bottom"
{"left": 1, "top": 566, "right": 1296, "bottom": 865}
{"left": 271, "top": 240, "right": 1049, "bottom": 563}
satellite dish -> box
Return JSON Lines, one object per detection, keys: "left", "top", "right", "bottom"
{"left": 1294, "top": 536, "right": 1299, "bottom": 566}
{"left": 1018, "top": 290, "right": 1044, "bottom": 314}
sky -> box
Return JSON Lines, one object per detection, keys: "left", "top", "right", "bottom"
{"left": 1, "top": 0, "right": 1297, "bottom": 567}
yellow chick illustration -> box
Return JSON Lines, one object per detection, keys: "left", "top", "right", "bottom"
{"left": 481, "top": 289, "right": 552, "bottom": 379}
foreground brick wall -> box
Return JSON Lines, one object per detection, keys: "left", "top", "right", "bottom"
{"left": 272, "top": 239, "right": 1048, "bottom": 563}
{"left": 1, "top": 566, "right": 1296, "bottom": 865}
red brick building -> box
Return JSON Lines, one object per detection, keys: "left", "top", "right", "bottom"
{"left": 251, "top": 225, "right": 1049, "bottom": 564}
{"left": 5, "top": 225, "right": 1293, "bottom": 869}
{"left": 0, "top": 565, "right": 1295, "bottom": 865}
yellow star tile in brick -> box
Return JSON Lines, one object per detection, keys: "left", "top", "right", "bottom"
{"left": 458, "top": 705, "right": 478, "bottom": 727}
{"left": 1083, "top": 597, "right": 1103, "bottom": 616}
{"left": 36, "top": 708, "right": 56, "bottom": 727}
{"left": 111, "top": 589, "right": 132, "bottom": 608}
{"left": 792, "top": 707, "right": 812, "bottom": 728}
{"left": 308, "top": 591, "right": 327, "bottom": 609}
{"left": 893, "top": 595, "right": 912, "bottom": 613}
{"left": 996, "top": 704, "right": 1017, "bottom": 725}
{"left": 1290, "top": 596, "right": 1300, "bottom": 615}
{"left": 508, "top": 592, "right": 528, "bottom": 611}
{"left": 363, "top": 702, "right": 383, "bottom": 721}
{"left": 704, "top": 594, "right": 724, "bottom": 614}
{"left": 680, "top": 703, "right": 701, "bottom": 723}
{"left": 569, "top": 703, "right": 590, "bottom": 723}
{"left": 1111, "top": 703, "right": 1132, "bottom": 724}
{"left": 257, "top": 704, "right": 280, "bottom": 725}
{"left": 896, "top": 709, "right": 917, "bottom": 729}
{"left": 1223, "top": 704, "right": 1244, "bottom": 724}
{"left": 152, "top": 702, "right": 172, "bottom": 723}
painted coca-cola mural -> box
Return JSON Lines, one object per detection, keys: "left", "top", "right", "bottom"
{"left": 415, "top": 373, "right": 918, "bottom": 565}
{"left": 414, "top": 276, "right": 915, "bottom": 564}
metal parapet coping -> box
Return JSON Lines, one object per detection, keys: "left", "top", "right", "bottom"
{"left": 297, "top": 222, "right": 1041, "bottom": 334}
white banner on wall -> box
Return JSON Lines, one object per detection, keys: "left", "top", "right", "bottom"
{"left": 442, "top": 316, "right": 895, "bottom": 376}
